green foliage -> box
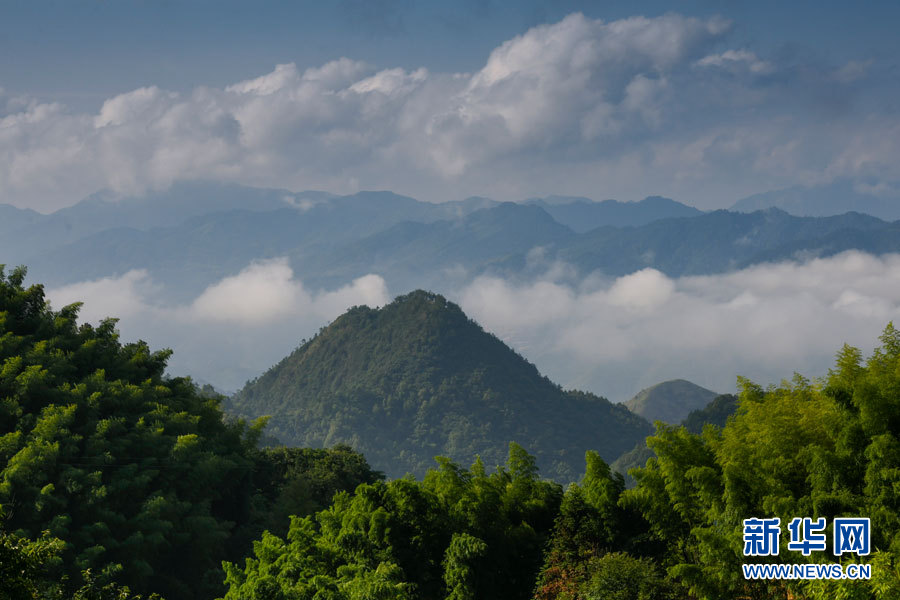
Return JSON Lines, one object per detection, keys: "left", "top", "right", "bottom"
{"left": 222, "top": 443, "right": 563, "bottom": 600}
{"left": 613, "top": 326, "right": 900, "bottom": 599}
{"left": 0, "top": 526, "right": 64, "bottom": 600}
{"left": 612, "top": 393, "right": 738, "bottom": 488}
{"left": 0, "top": 267, "right": 382, "bottom": 600}
{"left": 579, "top": 553, "right": 678, "bottom": 600}
{"left": 539, "top": 327, "right": 900, "bottom": 599}
{"left": 680, "top": 393, "right": 738, "bottom": 435}
{"left": 249, "top": 444, "right": 384, "bottom": 540}
{"left": 534, "top": 451, "right": 662, "bottom": 600}
{"left": 0, "top": 266, "right": 267, "bottom": 599}
{"left": 443, "top": 533, "right": 488, "bottom": 600}
{"left": 0, "top": 523, "right": 160, "bottom": 600}
{"left": 230, "top": 290, "right": 651, "bottom": 482}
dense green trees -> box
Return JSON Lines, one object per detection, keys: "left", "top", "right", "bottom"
{"left": 533, "top": 452, "right": 674, "bottom": 600}
{"left": 534, "top": 327, "right": 900, "bottom": 599}
{"left": 1, "top": 524, "right": 64, "bottom": 600}
{"left": 222, "top": 443, "right": 562, "bottom": 600}
{"left": 0, "top": 266, "right": 380, "bottom": 600}
{"left": 248, "top": 445, "right": 383, "bottom": 540}
{"left": 0, "top": 265, "right": 268, "bottom": 598}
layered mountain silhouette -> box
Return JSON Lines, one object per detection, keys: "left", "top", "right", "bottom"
{"left": 9, "top": 182, "right": 900, "bottom": 307}
{"left": 228, "top": 290, "right": 652, "bottom": 481}
{"left": 732, "top": 179, "right": 900, "bottom": 221}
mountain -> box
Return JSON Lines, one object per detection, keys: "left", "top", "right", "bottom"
{"left": 623, "top": 379, "right": 719, "bottom": 424}
{"left": 228, "top": 290, "right": 651, "bottom": 482}
{"left": 0, "top": 203, "right": 43, "bottom": 236}
{"left": 732, "top": 179, "right": 900, "bottom": 221}
{"left": 16, "top": 189, "right": 506, "bottom": 295}
{"left": 11, "top": 182, "right": 900, "bottom": 303}
{"left": 526, "top": 195, "right": 703, "bottom": 232}
{"left": 0, "top": 181, "right": 304, "bottom": 263}
{"left": 296, "top": 202, "right": 574, "bottom": 289}
{"left": 535, "top": 207, "right": 894, "bottom": 278}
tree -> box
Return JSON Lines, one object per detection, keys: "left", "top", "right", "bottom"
{"left": 223, "top": 445, "right": 562, "bottom": 600}
{"left": 0, "top": 266, "right": 262, "bottom": 599}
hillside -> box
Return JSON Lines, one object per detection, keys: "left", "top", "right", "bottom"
{"left": 623, "top": 379, "right": 719, "bottom": 424}
{"left": 229, "top": 290, "right": 651, "bottom": 481}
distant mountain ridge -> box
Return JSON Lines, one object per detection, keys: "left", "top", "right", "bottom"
{"left": 526, "top": 195, "right": 703, "bottom": 232}
{"left": 732, "top": 179, "right": 900, "bottom": 221}
{"left": 228, "top": 290, "right": 652, "bottom": 482}
{"left": 8, "top": 180, "right": 900, "bottom": 314}
{"left": 21, "top": 194, "right": 900, "bottom": 304}
{"left": 534, "top": 207, "right": 893, "bottom": 278}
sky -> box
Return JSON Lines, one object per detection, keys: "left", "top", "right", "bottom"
{"left": 6, "top": 1, "right": 900, "bottom": 400}
{"left": 2, "top": 0, "right": 900, "bottom": 211}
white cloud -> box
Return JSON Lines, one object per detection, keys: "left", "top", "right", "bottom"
{"left": 458, "top": 251, "right": 900, "bottom": 401}
{"left": 47, "top": 269, "right": 158, "bottom": 321}
{"left": 94, "top": 86, "right": 178, "bottom": 128}
{"left": 607, "top": 268, "right": 674, "bottom": 309}
{"left": 424, "top": 13, "right": 727, "bottom": 174}
{"left": 696, "top": 49, "right": 773, "bottom": 74}
{"left": 42, "top": 251, "right": 900, "bottom": 404}
{"left": 44, "top": 261, "right": 391, "bottom": 392}
{"left": 2, "top": 12, "right": 898, "bottom": 211}
{"left": 190, "top": 258, "right": 308, "bottom": 323}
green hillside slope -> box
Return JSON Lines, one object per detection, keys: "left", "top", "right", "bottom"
{"left": 230, "top": 290, "right": 651, "bottom": 481}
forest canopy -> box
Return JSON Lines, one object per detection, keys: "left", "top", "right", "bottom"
{"left": 0, "top": 266, "right": 379, "bottom": 600}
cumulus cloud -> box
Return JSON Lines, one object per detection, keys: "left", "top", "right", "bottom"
{"left": 458, "top": 251, "right": 900, "bottom": 401}
{"left": 2, "top": 12, "right": 899, "bottom": 211}
{"left": 48, "top": 269, "right": 159, "bottom": 321}
{"left": 424, "top": 13, "right": 728, "bottom": 174}
{"left": 191, "top": 259, "right": 309, "bottom": 323}
{"left": 45, "top": 259, "right": 390, "bottom": 392}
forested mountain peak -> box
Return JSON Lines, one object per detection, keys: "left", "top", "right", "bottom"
{"left": 231, "top": 291, "right": 651, "bottom": 481}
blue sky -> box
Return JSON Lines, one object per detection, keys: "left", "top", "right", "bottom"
{"left": 5, "top": 1, "right": 898, "bottom": 104}
{"left": 2, "top": 0, "right": 899, "bottom": 211}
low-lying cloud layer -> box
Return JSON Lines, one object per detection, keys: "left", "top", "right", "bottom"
{"left": 47, "top": 258, "right": 390, "bottom": 392}
{"left": 4, "top": 12, "right": 899, "bottom": 211}
{"left": 45, "top": 252, "right": 900, "bottom": 403}
{"left": 461, "top": 251, "right": 900, "bottom": 401}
